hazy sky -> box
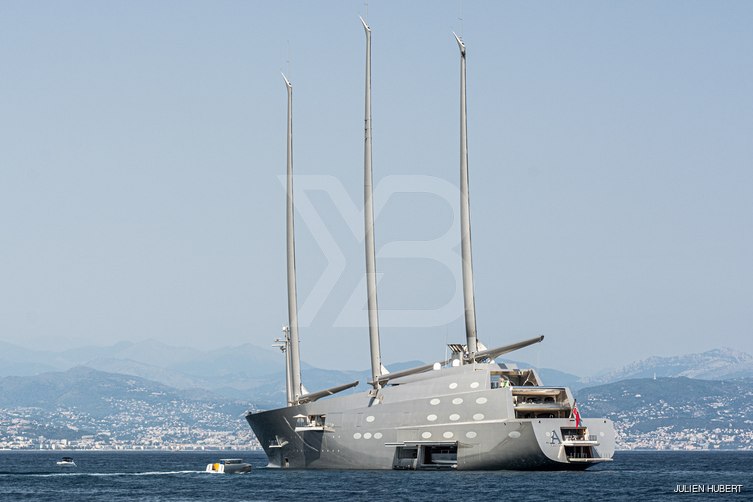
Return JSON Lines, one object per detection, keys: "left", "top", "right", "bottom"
{"left": 1, "top": 1, "right": 751, "bottom": 376}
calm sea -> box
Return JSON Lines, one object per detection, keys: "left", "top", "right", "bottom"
{"left": 1, "top": 450, "right": 751, "bottom": 501}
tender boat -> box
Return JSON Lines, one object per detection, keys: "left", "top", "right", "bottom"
{"left": 56, "top": 457, "right": 76, "bottom": 467}
{"left": 205, "top": 458, "right": 253, "bottom": 474}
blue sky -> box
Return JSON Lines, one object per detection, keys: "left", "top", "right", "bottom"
{"left": 1, "top": 1, "right": 751, "bottom": 376}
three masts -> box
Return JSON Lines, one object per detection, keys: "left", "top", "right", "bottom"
{"left": 278, "top": 19, "right": 534, "bottom": 404}
{"left": 248, "top": 18, "right": 616, "bottom": 470}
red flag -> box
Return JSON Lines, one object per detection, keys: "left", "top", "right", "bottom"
{"left": 573, "top": 401, "right": 581, "bottom": 428}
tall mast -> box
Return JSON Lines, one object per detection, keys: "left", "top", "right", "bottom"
{"left": 454, "top": 33, "right": 479, "bottom": 359}
{"left": 282, "top": 73, "right": 303, "bottom": 403}
{"left": 361, "top": 17, "right": 383, "bottom": 387}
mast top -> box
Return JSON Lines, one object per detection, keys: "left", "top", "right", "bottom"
{"left": 360, "top": 16, "right": 371, "bottom": 33}
{"left": 453, "top": 32, "right": 466, "bottom": 54}
{"left": 281, "top": 72, "right": 292, "bottom": 88}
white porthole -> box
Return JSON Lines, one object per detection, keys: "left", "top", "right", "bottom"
{"left": 421, "top": 432, "right": 432, "bottom": 439}
{"left": 545, "top": 431, "right": 553, "bottom": 438}
{"left": 473, "top": 413, "right": 485, "bottom": 421}
{"left": 363, "top": 432, "right": 372, "bottom": 439}
{"left": 466, "top": 431, "right": 477, "bottom": 439}
{"left": 443, "top": 431, "right": 454, "bottom": 439}
{"left": 374, "top": 432, "right": 383, "bottom": 439}
{"left": 600, "top": 431, "right": 605, "bottom": 437}
{"left": 449, "top": 382, "right": 458, "bottom": 389}
{"left": 508, "top": 431, "right": 521, "bottom": 439}
{"left": 452, "top": 398, "right": 463, "bottom": 405}
{"left": 430, "top": 398, "right": 441, "bottom": 406}
{"left": 427, "top": 414, "right": 438, "bottom": 422}
{"left": 353, "top": 433, "right": 362, "bottom": 439}
{"left": 366, "top": 415, "right": 375, "bottom": 423}
{"left": 449, "top": 414, "right": 460, "bottom": 421}
{"left": 476, "top": 397, "right": 488, "bottom": 405}
{"left": 470, "top": 382, "right": 480, "bottom": 389}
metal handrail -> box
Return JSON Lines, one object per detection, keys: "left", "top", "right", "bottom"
{"left": 563, "top": 434, "right": 598, "bottom": 442}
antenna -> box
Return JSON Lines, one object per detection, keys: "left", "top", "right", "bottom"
{"left": 458, "top": 0, "right": 464, "bottom": 38}
{"left": 286, "top": 40, "right": 291, "bottom": 81}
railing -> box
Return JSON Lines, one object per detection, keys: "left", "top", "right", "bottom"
{"left": 564, "top": 434, "right": 597, "bottom": 442}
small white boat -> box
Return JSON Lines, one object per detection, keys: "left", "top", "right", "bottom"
{"left": 56, "top": 457, "right": 76, "bottom": 467}
{"left": 205, "top": 458, "right": 252, "bottom": 474}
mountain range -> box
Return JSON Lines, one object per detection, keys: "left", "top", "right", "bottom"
{"left": 2, "top": 340, "right": 752, "bottom": 407}
{"left": 575, "top": 376, "right": 753, "bottom": 449}
{"left": 580, "top": 348, "right": 753, "bottom": 386}
{"left": 0, "top": 366, "right": 254, "bottom": 447}
{"left": 3, "top": 366, "right": 752, "bottom": 450}
{"left": 0, "top": 366, "right": 237, "bottom": 417}
{"left": 576, "top": 376, "right": 753, "bottom": 430}
{"left": 0, "top": 339, "right": 285, "bottom": 405}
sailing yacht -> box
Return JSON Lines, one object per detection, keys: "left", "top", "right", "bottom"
{"left": 245, "top": 20, "right": 615, "bottom": 470}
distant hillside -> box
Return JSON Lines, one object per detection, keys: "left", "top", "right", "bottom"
{"left": 0, "top": 339, "right": 435, "bottom": 408}
{"left": 0, "top": 339, "right": 282, "bottom": 378}
{"left": 0, "top": 366, "right": 244, "bottom": 418}
{"left": 3, "top": 367, "right": 753, "bottom": 450}
{"left": 582, "top": 348, "right": 753, "bottom": 386}
{"left": 4, "top": 341, "right": 753, "bottom": 406}
{"left": 0, "top": 339, "right": 285, "bottom": 397}
{"left": 505, "top": 349, "right": 753, "bottom": 390}
{"left": 0, "top": 367, "right": 256, "bottom": 448}
{"left": 576, "top": 377, "right": 753, "bottom": 449}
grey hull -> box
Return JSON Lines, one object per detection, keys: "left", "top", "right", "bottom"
{"left": 246, "top": 363, "right": 615, "bottom": 470}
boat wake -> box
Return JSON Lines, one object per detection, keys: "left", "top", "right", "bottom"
{"left": 0, "top": 470, "right": 204, "bottom": 477}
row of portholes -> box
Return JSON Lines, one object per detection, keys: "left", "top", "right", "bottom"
{"left": 420, "top": 430, "right": 478, "bottom": 440}
{"left": 361, "top": 405, "right": 488, "bottom": 427}
{"left": 448, "top": 381, "right": 481, "bottom": 390}
{"left": 353, "top": 430, "right": 508, "bottom": 441}
{"left": 430, "top": 396, "right": 488, "bottom": 406}
{"left": 353, "top": 432, "right": 383, "bottom": 440}
{"left": 427, "top": 413, "right": 485, "bottom": 422}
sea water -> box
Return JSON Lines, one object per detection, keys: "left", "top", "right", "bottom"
{"left": 1, "top": 450, "right": 751, "bottom": 501}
